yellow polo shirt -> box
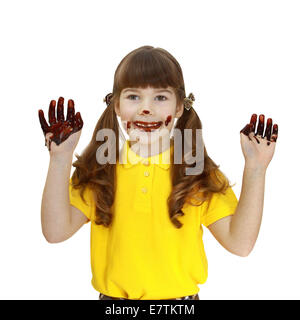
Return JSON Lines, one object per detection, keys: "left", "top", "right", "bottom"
{"left": 69, "top": 140, "right": 238, "bottom": 300}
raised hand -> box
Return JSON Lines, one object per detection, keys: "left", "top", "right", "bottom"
{"left": 240, "top": 114, "right": 278, "bottom": 144}
{"left": 240, "top": 114, "right": 278, "bottom": 170}
{"left": 38, "top": 97, "right": 83, "bottom": 152}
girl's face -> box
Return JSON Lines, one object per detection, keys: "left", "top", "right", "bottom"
{"left": 115, "top": 86, "right": 184, "bottom": 146}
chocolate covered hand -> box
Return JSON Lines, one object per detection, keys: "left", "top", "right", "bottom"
{"left": 38, "top": 97, "right": 83, "bottom": 151}
{"left": 240, "top": 114, "right": 278, "bottom": 170}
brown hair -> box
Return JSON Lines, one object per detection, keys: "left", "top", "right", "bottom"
{"left": 71, "top": 45, "right": 233, "bottom": 228}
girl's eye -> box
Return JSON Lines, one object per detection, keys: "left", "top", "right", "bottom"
{"left": 156, "top": 95, "right": 167, "bottom": 101}
{"left": 127, "top": 95, "right": 139, "bottom": 100}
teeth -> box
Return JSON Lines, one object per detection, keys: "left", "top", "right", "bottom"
{"left": 135, "top": 122, "right": 160, "bottom": 128}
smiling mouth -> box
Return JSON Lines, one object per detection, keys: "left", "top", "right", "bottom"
{"left": 133, "top": 121, "right": 163, "bottom": 132}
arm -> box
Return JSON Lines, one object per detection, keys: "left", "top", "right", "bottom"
{"left": 208, "top": 114, "right": 278, "bottom": 257}
{"left": 41, "top": 152, "right": 88, "bottom": 243}
{"left": 39, "top": 97, "right": 87, "bottom": 243}
{"left": 208, "top": 165, "right": 266, "bottom": 256}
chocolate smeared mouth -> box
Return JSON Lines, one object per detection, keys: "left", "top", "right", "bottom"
{"left": 133, "top": 121, "right": 163, "bottom": 132}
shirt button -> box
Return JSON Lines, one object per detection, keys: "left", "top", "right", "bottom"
{"left": 144, "top": 171, "right": 150, "bottom": 177}
{"left": 141, "top": 187, "right": 148, "bottom": 193}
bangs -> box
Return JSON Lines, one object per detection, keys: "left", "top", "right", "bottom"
{"left": 113, "top": 46, "right": 184, "bottom": 94}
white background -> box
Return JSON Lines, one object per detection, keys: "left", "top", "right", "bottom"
{"left": 0, "top": 0, "right": 299, "bottom": 299}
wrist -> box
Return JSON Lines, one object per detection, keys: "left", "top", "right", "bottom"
{"left": 244, "top": 162, "right": 267, "bottom": 175}
{"left": 50, "top": 152, "right": 74, "bottom": 164}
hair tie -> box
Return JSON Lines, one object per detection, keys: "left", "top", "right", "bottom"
{"left": 183, "top": 93, "right": 195, "bottom": 111}
{"left": 103, "top": 93, "right": 113, "bottom": 106}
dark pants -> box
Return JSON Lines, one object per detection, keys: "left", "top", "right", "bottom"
{"left": 99, "top": 292, "right": 200, "bottom": 300}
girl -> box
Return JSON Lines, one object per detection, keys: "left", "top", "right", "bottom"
{"left": 38, "top": 45, "right": 278, "bottom": 300}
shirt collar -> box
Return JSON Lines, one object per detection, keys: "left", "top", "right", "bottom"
{"left": 120, "top": 140, "right": 172, "bottom": 170}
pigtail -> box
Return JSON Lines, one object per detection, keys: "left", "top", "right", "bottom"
{"left": 168, "top": 102, "right": 232, "bottom": 228}
{"left": 71, "top": 100, "right": 120, "bottom": 227}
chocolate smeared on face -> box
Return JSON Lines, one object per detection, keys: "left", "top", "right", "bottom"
{"left": 165, "top": 115, "right": 172, "bottom": 127}
{"left": 133, "top": 120, "right": 163, "bottom": 132}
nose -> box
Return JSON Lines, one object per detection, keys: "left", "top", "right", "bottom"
{"left": 138, "top": 97, "right": 153, "bottom": 115}
{"left": 139, "top": 108, "right": 152, "bottom": 115}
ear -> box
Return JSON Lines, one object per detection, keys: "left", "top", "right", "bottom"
{"left": 175, "top": 103, "right": 184, "bottom": 118}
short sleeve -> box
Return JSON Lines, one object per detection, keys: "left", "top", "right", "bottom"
{"left": 201, "top": 187, "right": 238, "bottom": 227}
{"left": 68, "top": 178, "right": 95, "bottom": 222}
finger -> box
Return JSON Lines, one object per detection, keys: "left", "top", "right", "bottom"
{"left": 57, "top": 97, "right": 65, "bottom": 122}
{"left": 240, "top": 123, "right": 253, "bottom": 136}
{"left": 48, "top": 133, "right": 60, "bottom": 151}
{"left": 263, "top": 118, "right": 273, "bottom": 141}
{"left": 48, "top": 100, "right": 57, "bottom": 125}
{"left": 45, "top": 132, "right": 54, "bottom": 140}
{"left": 48, "top": 138, "right": 52, "bottom": 152}
{"left": 66, "top": 99, "right": 75, "bottom": 124}
{"left": 45, "top": 132, "right": 53, "bottom": 150}
{"left": 38, "top": 110, "right": 50, "bottom": 134}
{"left": 45, "top": 132, "right": 53, "bottom": 146}
{"left": 270, "top": 124, "right": 278, "bottom": 142}
{"left": 74, "top": 112, "right": 84, "bottom": 131}
{"left": 249, "top": 114, "right": 257, "bottom": 133}
{"left": 255, "top": 114, "right": 265, "bottom": 136}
